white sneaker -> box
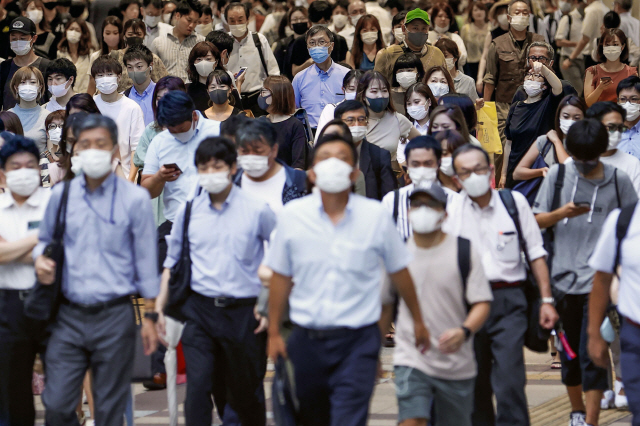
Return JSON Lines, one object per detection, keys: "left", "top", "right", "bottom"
{"left": 85, "top": 419, "right": 95, "bottom": 426}
{"left": 569, "top": 411, "right": 587, "bottom": 426}
{"left": 615, "top": 380, "right": 629, "bottom": 408}
{"left": 601, "top": 390, "right": 615, "bottom": 409}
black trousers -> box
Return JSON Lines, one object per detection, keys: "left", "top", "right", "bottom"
{"left": 181, "top": 293, "right": 266, "bottom": 426}
{"left": 0, "top": 289, "right": 49, "bottom": 426}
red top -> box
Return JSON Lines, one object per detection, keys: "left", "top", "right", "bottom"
{"left": 587, "top": 64, "right": 638, "bottom": 102}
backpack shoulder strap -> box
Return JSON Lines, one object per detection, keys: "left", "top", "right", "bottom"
{"left": 457, "top": 236, "right": 471, "bottom": 294}
{"left": 614, "top": 168, "right": 621, "bottom": 208}
{"left": 181, "top": 199, "right": 193, "bottom": 257}
{"left": 499, "top": 189, "right": 532, "bottom": 266}
{"left": 393, "top": 188, "right": 400, "bottom": 224}
{"left": 53, "top": 180, "right": 72, "bottom": 241}
{"left": 252, "top": 32, "right": 269, "bottom": 77}
{"left": 615, "top": 203, "right": 637, "bottom": 271}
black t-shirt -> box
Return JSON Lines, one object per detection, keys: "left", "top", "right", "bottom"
{"left": 272, "top": 116, "right": 308, "bottom": 169}
{"left": 0, "top": 10, "right": 19, "bottom": 60}
{"left": 491, "top": 26, "right": 508, "bottom": 40}
{"left": 1, "top": 56, "right": 51, "bottom": 111}
{"left": 288, "top": 31, "right": 348, "bottom": 70}
{"left": 186, "top": 81, "right": 210, "bottom": 114}
{"left": 34, "top": 31, "right": 61, "bottom": 60}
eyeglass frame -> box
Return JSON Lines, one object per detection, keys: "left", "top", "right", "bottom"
{"left": 456, "top": 165, "right": 490, "bottom": 180}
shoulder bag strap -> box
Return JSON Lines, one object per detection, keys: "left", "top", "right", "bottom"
{"left": 499, "top": 189, "right": 532, "bottom": 267}
{"left": 551, "top": 163, "right": 565, "bottom": 212}
{"left": 615, "top": 203, "right": 637, "bottom": 271}
{"left": 614, "top": 168, "right": 621, "bottom": 208}
{"left": 181, "top": 200, "right": 193, "bottom": 259}
{"left": 252, "top": 32, "right": 269, "bottom": 77}
{"left": 457, "top": 236, "right": 471, "bottom": 291}
{"left": 392, "top": 188, "right": 400, "bottom": 224}
{"left": 53, "top": 180, "right": 72, "bottom": 241}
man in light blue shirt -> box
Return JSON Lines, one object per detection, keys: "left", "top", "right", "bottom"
{"left": 124, "top": 44, "right": 157, "bottom": 126}
{"left": 292, "top": 25, "right": 349, "bottom": 129}
{"left": 617, "top": 76, "right": 640, "bottom": 160}
{"left": 267, "top": 133, "right": 429, "bottom": 426}
{"left": 157, "top": 137, "right": 275, "bottom": 426}
{"left": 34, "top": 114, "right": 159, "bottom": 425}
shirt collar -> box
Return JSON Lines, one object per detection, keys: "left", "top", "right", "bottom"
{"left": 80, "top": 171, "right": 116, "bottom": 195}
{"left": 0, "top": 185, "right": 47, "bottom": 209}
{"left": 466, "top": 188, "right": 497, "bottom": 212}
{"left": 313, "top": 190, "right": 355, "bottom": 219}
{"left": 168, "top": 31, "right": 195, "bottom": 43}
{"left": 314, "top": 60, "right": 335, "bottom": 76}
{"left": 133, "top": 80, "right": 156, "bottom": 97}
{"left": 205, "top": 183, "right": 237, "bottom": 211}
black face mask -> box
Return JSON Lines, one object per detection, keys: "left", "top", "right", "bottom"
{"left": 44, "top": 1, "right": 58, "bottom": 10}
{"left": 292, "top": 22, "right": 308, "bottom": 35}
{"left": 209, "top": 89, "right": 229, "bottom": 105}
{"left": 69, "top": 3, "right": 85, "bottom": 18}
{"left": 125, "top": 37, "right": 144, "bottom": 47}
{"left": 58, "top": 0, "right": 71, "bottom": 7}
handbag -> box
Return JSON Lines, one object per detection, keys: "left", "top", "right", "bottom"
{"left": 131, "top": 297, "right": 153, "bottom": 382}
{"left": 164, "top": 200, "right": 194, "bottom": 321}
{"left": 513, "top": 139, "right": 557, "bottom": 205}
{"left": 24, "top": 180, "right": 71, "bottom": 321}
{"left": 499, "top": 190, "right": 552, "bottom": 353}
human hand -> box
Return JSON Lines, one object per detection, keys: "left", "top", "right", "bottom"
{"left": 438, "top": 328, "right": 465, "bottom": 354}
{"left": 158, "top": 165, "right": 182, "bottom": 182}
{"left": 476, "top": 80, "right": 484, "bottom": 95}
{"left": 414, "top": 321, "right": 430, "bottom": 353}
{"left": 561, "top": 202, "right": 590, "bottom": 219}
{"left": 268, "top": 332, "right": 288, "bottom": 361}
{"left": 532, "top": 61, "right": 544, "bottom": 74}
{"left": 588, "top": 334, "right": 610, "bottom": 369}
{"left": 561, "top": 58, "right": 571, "bottom": 70}
{"left": 35, "top": 255, "right": 56, "bottom": 284}
{"left": 541, "top": 167, "right": 549, "bottom": 177}
{"left": 539, "top": 303, "right": 559, "bottom": 329}
{"left": 546, "top": 129, "right": 562, "bottom": 145}
{"left": 141, "top": 319, "right": 159, "bottom": 355}
{"left": 475, "top": 97, "right": 485, "bottom": 110}
{"left": 254, "top": 305, "right": 269, "bottom": 334}
{"left": 155, "top": 310, "right": 168, "bottom": 347}
{"left": 497, "top": 174, "right": 506, "bottom": 189}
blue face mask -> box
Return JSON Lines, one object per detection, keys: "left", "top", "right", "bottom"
{"left": 366, "top": 96, "right": 389, "bottom": 113}
{"left": 309, "top": 46, "right": 330, "bottom": 64}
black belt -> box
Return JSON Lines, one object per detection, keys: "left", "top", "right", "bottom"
{"left": 294, "top": 323, "right": 376, "bottom": 340}
{"left": 0, "top": 288, "right": 32, "bottom": 301}
{"left": 626, "top": 318, "right": 640, "bottom": 329}
{"left": 490, "top": 281, "right": 523, "bottom": 290}
{"left": 193, "top": 292, "right": 257, "bottom": 308}
{"left": 62, "top": 295, "right": 132, "bottom": 315}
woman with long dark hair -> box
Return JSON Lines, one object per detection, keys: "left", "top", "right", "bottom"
{"left": 56, "top": 18, "right": 94, "bottom": 93}
{"left": 345, "top": 14, "right": 385, "bottom": 70}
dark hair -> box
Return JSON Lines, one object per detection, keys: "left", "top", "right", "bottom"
{"left": 351, "top": 15, "right": 385, "bottom": 69}
{"left": 424, "top": 65, "right": 456, "bottom": 94}
{"left": 280, "top": 6, "right": 307, "bottom": 39}
{"left": 224, "top": 1, "right": 249, "bottom": 20}
{"left": 203, "top": 5, "right": 212, "bottom": 16}
{"left": 236, "top": 119, "right": 277, "bottom": 149}
{"left": 45, "top": 58, "right": 77, "bottom": 88}
{"left": 556, "top": 95, "right": 588, "bottom": 139}
{"left": 468, "top": 1, "right": 489, "bottom": 23}
{"left": 343, "top": 69, "right": 364, "bottom": 90}
{"left": 603, "top": 10, "right": 621, "bottom": 29}
{"left": 20, "top": 0, "right": 50, "bottom": 31}
{"left": 175, "top": 0, "right": 203, "bottom": 17}
{"left": 220, "top": 114, "right": 252, "bottom": 138}
{"left": 91, "top": 55, "right": 123, "bottom": 77}
{"left": 404, "top": 135, "right": 442, "bottom": 162}
{"left": 66, "top": 93, "right": 100, "bottom": 115}
{"left": 314, "top": 134, "right": 358, "bottom": 166}
{"left": 187, "top": 41, "right": 222, "bottom": 82}
{"left": 152, "top": 76, "right": 187, "bottom": 128}
{"left": 123, "top": 17, "right": 146, "bottom": 40}
{"left": 565, "top": 118, "right": 609, "bottom": 161}
{"left": 428, "top": 104, "right": 470, "bottom": 141}
{"left": 206, "top": 30, "right": 234, "bottom": 55}
{"left": 45, "top": 110, "right": 66, "bottom": 133}
{"left": 452, "top": 144, "right": 490, "bottom": 173}
{"left": 143, "top": 0, "right": 164, "bottom": 8}
{"left": 308, "top": 0, "right": 332, "bottom": 23}
{"left": 391, "top": 11, "right": 407, "bottom": 28}
{"left": 598, "top": 29, "right": 629, "bottom": 63}
{"left": 0, "top": 134, "right": 39, "bottom": 168}
{"left": 334, "top": 99, "right": 369, "bottom": 118}
{"left": 616, "top": 75, "right": 640, "bottom": 97}
{"left": 101, "top": 16, "right": 125, "bottom": 55}
{"left": 434, "top": 37, "right": 459, "bottom": 61}
{"left": 0, "top": 112, "right": 24, "bottom": 135}
{"left": 195, "top": 136, "right": 237, "bottom": 167}
{"left": 119, "top": 0, "right": 141, "bottom": 12}
{"left": 585, "top": 100, "right": 626, "bottom": 122}
{"left": 356, "top": 70, "right": 395, "bottom": 113}
{"left": 205, "top": 69, "right": 234, "bottom": 106}
{"left": 123, "top": 43, "right": 154, "bottom": 66}
{"left": 615, "top": 0, "right": 632, "bottom": 12}
{"left": 438, "top": 93, "right": 477, "bottom": 130}
{"left": 434, "top": 129, "right": 468, "bottom": 155}
{"left": 404, "top": 82, "right": 437, "bottom": 121}
{"left": 73, "top": 114, "right": 119, "bottom": 147}
{"left": 263, "top": 75, "right": 296, "bottom": 115}
{"left": 306, "top": 24, "right": 334, "bottom": 43}
{"left": 317, "top": 118, "right": 353, "bottom": 142}
{"left": 431, "top": 2, "right": 455, "bottom": 26}
{"left": 58, "top": 18, "right": 92, "bottom": 56}
{"left": 391, "top": 53, "right": 425, "bottom": 87}
{"left": 157, "top": 91, "right": 195, "bottom": 127}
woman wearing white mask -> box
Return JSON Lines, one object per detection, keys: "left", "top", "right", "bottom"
{"left": 501, "top": 61, "right": 563, "bottom": 189}
{"left": 389, "top": 52, "right": 425, "bottom": 115}
{"left": 461, "top": 1, "right": 489, "bottom": 83}
{"left": 328, "top": 0, "right": 355, "bottom": 49}
{"left": 8, "top": 67, "right": 49, "bottom": 155}
{"left": 435, "top": 37, "right": 479, "bottom": 102}
{"left": 22, "top": 0, "right": 58, "bottom": 60}
{"left": 404, "top": 82, "right": 436, "bottom": 137}
{"left": 314, "top": 69, "right": 364, "bottom": 144}
{"left": 426, "top": 2, "right": 467, "bottom": 68}
{"left": 433, "top": 129, "right": 466, "bottom": 192}
{"left": 424, "top": 65, "right": 455, "bottom": 101}
{"left": 390, "top": 11, "right": 406, "bottom": 46}
{"left": 186, "top": 42, "right": 230, "bottom": 113}
{"left": 584, "top": 29, "right": 638, "bottom": 107}
{"left": 44, "top": 110, "right": 67, "bottom": 186}
{"left": 345, "top": 14, "right": 385, "bottom": 70}
{"left": 56, "top": 19, "right": 93, "bottom": 93}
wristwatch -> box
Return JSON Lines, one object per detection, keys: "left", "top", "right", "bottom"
{"left": 461, "top": 326, "right": 472, "bottom": 341}
{"left": 144, "top": 312, "right": 159, "bottom": 323}
{"left": 541, "top": 297, "right": 555, "bottom": 305}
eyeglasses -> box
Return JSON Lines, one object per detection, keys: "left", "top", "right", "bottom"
{"left": 456, "top": 165, "right": 490, "bottom": 180}
{"left": 528, "top": 55, "right": 549, "bottom": 63}
{"left": 606, "top": 124, "right": 628, "bottom": 133}
{"left": 524, "top": 73, "right": 544, "bottom": 80}
{"left": 509, "top": 10, "right": 530, "bottom": 16}
{"left": 307, "top": 39, "right": 330, "bottom": 48}
{"left": 343, "top": 117, "right": 368, "bottom": 126}
{"left": 619, "top": 97, "right": 640, "bottom": 104}
{"left": 47, "top": 123, "right": 63, "bottom": 131}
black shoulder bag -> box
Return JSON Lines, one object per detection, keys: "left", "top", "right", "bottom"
{"left": 164, "top": 200, "right": 194, "bottom": 321}
{"left": 24, "top": 180, "right": 71, "bottom": 321}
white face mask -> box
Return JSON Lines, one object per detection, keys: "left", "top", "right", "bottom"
{"left": 603, "top": 46, "right": 622, "bottom": 62}
{"left": 238, "top": 154, "right": 270, "bottom": 178}
{"left": 18, "top": 84, "right": 38, "bottom": 102}
{"left": 428, "top": 82, "right": 449, "bottom": 98}
{"left": 195, "top": 23, "right": 213, "bottom": 36}
{"left": 229, "top": 23, "right": 247, "bottom": 37}
{"left": 620, "top": 101, "right": 640, "bottom": 121}
{"left": 361, "top": 31, "right": 378, "bottom": 45}
{"left": 70, "top": 156, "right": 82, "bottom": 174}
{"left": 195, "top": 60, "right": 216, "bottom": 77}
{"left": 66, "top": 29, "right": 81, "bottom": 44}
{"left": 144, "top": 14, "right": 162, "bottom": 28}
{"left": 313, "top": 157, "right": 353, "bottom": 193}
{"left": 462, "top": 172, "right": 491, "bottom": 197}
{"left": 509, "top": 15, "right": 529, "bottom": 31}
{"left": 11, "top": 40, "right": 32, "bottom": 56}
{"left": 409, "top": 206, "right": 444, "bottom": 234}
{"left": 559, "top": 0, "right": 572, "bottom": 13}
{"left": 349, "top": 125, "right": 367, "bottom": 142}
{"left": 95, "top": 76, "right": 118, "bottom": 95}
{"left": 394, "top": 28, "right": 405, "bottom": 43}
{"left": 445, "top": 57, "right": 455, "bottom": 70}
{"left": 396, "top": 71, "right": 417, "bottom": 89}
{"left": 408, "top": 166, "right": 437, "bottom": 186}
{"left": 49, "top": 80, "right": 70, "bottom": 98}
{"left": 523, "top": 80, "right": 544, "bottom": 97}
{"left": 172, "top": 120, "right": 196, "bottom": 143}
{"left": 559, "top": 118, "right": 575, "bottom": 135}
{"left": 199, "top": 171, "right": 230, "bottom": 194}
{"left": 333, "top": 14, "right": 348, "bottom": 29}
{"left": 163, "top": 13, "right": 173, "bottom": 23}
{"left": 350, "top": 14, "right": 363, "bottom": 27}
{"left": 608, "top": 130, "right": 621, "bottom": 150}
{"left": 407, "top": 104, "right": 428, "bottom": 121}
{"left": 26, "top": 9, "right": 43, "bottom": 25}
{"left": 435, "top": 24, "right": 449, "bottom": 34}
{"left": 440, "top": 156, "right": 454, "bottom": 176}
{"left": 497, "top": 14, "right": 509, "bottom": 27}
{"left": 78, "top": 149, "right": 113, "bottom": 179}
{"left": 344, "top": 91, "right": 356, "bottom": 100}
{"left": 6, "top": 168, "right": 40, "bottom": 197}
{"left": 48, "top": 127, "right": 62, "bottom": 142}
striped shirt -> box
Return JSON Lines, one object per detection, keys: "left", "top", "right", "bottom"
{"left": 150, "top": 31, "right": 205, "bottom": 82}
{"left": 226, "top": 31, "right": 280, "bottom": 93}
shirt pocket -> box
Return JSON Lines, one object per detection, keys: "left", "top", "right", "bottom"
{"left": 334, "top": 241, "right": 377, "bottom": 274}
{"left": 497, "top": 50, "right": 519, "bottom": 81}
{"left": 496, "top": 231, "right": 521, "bottom": 263}
{"left": 233, "top": 232, "right": 257, "bottom": 265}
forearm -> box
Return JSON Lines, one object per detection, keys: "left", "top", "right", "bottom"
{"left": 156, "top": 268, "right": 171, "bottom": 311}
{"left": 513, "top": 164, "right": 545, "bottom": 181}
{"left": 379, "top": 303, "right": 394, "bottom": 341}
{"left": 542, "top": 66, "right": 563, "bottom": 95}
{"left": 569, "top": 36, "right": 589, "bottom": 60}
{"left": 585, "top": 85, "right": 603, "bottom": 107}
{"left": 535, "top": 209, "right": 566, "bottom": 229}
{"left": 501, "top": 140, "right": 512, "bottom": 178}
{"left": 144, "top": 298, "right": 156, "bottom": 315}
{"left": 128, "top": 154, "right": 138, "bottom": 182}
{"left": 531, "top": 256, "right": 552, "bottom": 298}
{"left": 0, "top": 235, "right": 38, "bottom": 264}
{"left": 483, "top": 83, "right": 495, "bottom": 100}
{"left": 141, "top": 174, "right": 165, "bottom": 198}
{"left": 587, "top": 271, "right": 613, "bottom": 338}
{"left": 267, "top": 273, "right": 293, "bottom": 335}
{"left": 555, "top": 39, "right": 576, "bottom": 47}
{"left": 390, "top": 268, "right": 423, "bottom": 325}
{"left": 464, "top": 301, "right": 491, "bottom": 333}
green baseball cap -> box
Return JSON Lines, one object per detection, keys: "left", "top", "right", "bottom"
{"left": 405, "top": 9, "right": 430, "bottom": 26}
